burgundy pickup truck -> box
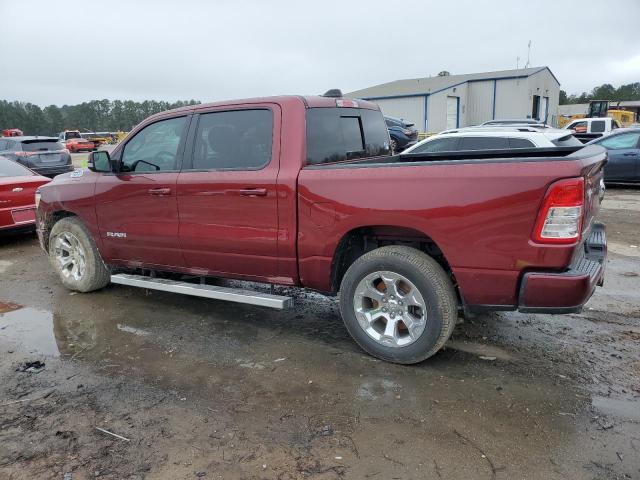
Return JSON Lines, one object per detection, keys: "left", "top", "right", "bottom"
{"left": 36, "top": 94, "right": 607, "bottom": 364}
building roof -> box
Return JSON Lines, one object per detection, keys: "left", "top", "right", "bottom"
{"left": 347, "top": 66, "right": 559, "bottom": 99}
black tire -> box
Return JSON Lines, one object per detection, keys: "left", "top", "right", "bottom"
{"left": 49, "top": 216, "right": 110, "bottom": 293}
{"left": 339, "top": 246, "right": 457, "bottom": 364}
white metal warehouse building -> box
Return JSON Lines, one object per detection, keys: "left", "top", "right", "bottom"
{"left": 347, "top": 67, "right": 560, "bottom": 132}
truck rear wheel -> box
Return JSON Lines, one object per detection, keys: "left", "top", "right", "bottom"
{"left": 49, "top": 217, "right": 110, "bottom": 293}
{"left": 339, "top": 246, "right": 457, "bottom": 364}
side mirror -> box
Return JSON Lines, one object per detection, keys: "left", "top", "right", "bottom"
{"left": 88, "top": 150, "right": 114, "bottom": 173}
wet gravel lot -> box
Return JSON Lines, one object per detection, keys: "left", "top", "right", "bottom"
{"left": 0, "top": 188, "right": 639, "bottom": 480}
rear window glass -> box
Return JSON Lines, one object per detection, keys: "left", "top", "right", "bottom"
{"left": 590, "top": 120, "right": 606, "bottom": 133}
{"left": 306, "top": 108, "right": 390, "bottom": 165}
{"left": 551, "top": 135, "right": 583, "bottom": 147}
{"left": 65, "top": 131, "right": 82, "bottom": 139}
{"left": 508, "top": 138, "right": 535, "bottom": 148}
{"left": 21, "top": 140, "right": 65, "bottom": 152}
{"left": 598, "top": 132, "right": 640, "bottom": 150}
{"left": 459, "top": 136, "right": 509, "bottom": 150}
{"left": 0, "top": 157, "right": 34, "bottom": 177}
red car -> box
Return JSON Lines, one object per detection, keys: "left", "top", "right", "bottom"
{"left": 0, "top": 156, "right": 50, "bottom": 233}
{"left": 35, "top": 94, "right": 607, "bottom": 364}
{"left": 65, "top": 138, "right": 96, "bottom": 153}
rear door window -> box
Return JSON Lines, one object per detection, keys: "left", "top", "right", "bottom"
{"left": 306, "top": 108, "right": 390, "bottom": 165}
{"left": 411, "top": 137, "right": 460, "bottom": 153}
{"left": 590, "top": 120, "right": 606, "bottom": 133}
{"left": 459, "top": 136, "right": 509, "bottom": 150}
{"left": 187, "top": 109, "right": 273, "bottom": 170}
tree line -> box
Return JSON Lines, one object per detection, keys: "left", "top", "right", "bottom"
{"left": 0, "top": 99, "right": 200, "bottom": 136}
{"left": 560, "top": 82, "right": 640, "bottom": 105}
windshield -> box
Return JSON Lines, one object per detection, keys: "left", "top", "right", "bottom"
{"left": 0, "top": 156, "right": 34, "bottom": 177}
{"left": 65, "top": 131, "right": 82, "bottom": 139}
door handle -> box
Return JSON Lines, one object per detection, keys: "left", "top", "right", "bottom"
{"left": 239, "top": 188, "right": 267, "bottom": 197}
{"left": 148, "top": 187, "right": 171, "bottom": 196}
{"left": 623, "top": 152, "right": 638, "bottom": 156}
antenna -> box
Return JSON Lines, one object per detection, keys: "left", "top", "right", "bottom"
{"left": 516, "top": 56, "right": 520, "bottom": 69}
{"left": 525, "top": 40, "right": 531, "bottom": 68}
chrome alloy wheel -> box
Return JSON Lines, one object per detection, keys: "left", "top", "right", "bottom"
{"left": 353, "top": 271, "right": 427, "bottom": 348}
{"left": 53, "top": 231, "right": 86, "bottom": 281}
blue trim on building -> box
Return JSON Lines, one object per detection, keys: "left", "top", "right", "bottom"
{"left": 424, "top": 95, "right": 429, "bottom": 132}
{"left": 492, "top": 79, "right": 497, "bottom": 119}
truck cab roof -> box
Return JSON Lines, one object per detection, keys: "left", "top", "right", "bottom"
{"left": 146, "top": 95, "right": 381, "bottom": 121}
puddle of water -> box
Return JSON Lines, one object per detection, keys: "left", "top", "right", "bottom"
{"left": 0, "top": 307, "right": 60, "bottom": 357}
{"left": 592, "top": 396, "right": 640, "bottom": 421}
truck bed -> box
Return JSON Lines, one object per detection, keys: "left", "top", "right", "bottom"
{"left": 297, "top": 145, "right": 607, "bottom": 310}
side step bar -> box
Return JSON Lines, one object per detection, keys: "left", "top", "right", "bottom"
{"left": 110, "top": 274, "right": 293, "bottom": 310}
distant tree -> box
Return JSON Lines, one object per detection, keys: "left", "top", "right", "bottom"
{"left": 0, "top": 99, "right": 201, "bottom": 135}
{"left": 559, "top": 90, "right": 568, "bottom": 104}
{"left": 560, "top": 82, "right": 640, "bottom": 105}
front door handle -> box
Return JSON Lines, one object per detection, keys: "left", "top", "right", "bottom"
{"left": 623, "top": 152, "right": 638, "bottom": 157}
{"left": 148, "top": 187, "right": 172, "bottom": 196}
{"left": 239, "top": 188, "right": 267, "bottom": 197}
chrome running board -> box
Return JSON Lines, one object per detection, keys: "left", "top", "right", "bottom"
{"left": 110, "top": 274, "right": 293, "bottom": 310}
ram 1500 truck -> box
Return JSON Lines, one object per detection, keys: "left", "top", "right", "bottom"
{"left": 35, "top": 94, "right": 607, "bottom": 364}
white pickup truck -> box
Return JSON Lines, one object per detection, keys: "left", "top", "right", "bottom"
{"left": 564, "top": 117, "right": 621, "bottom": 143}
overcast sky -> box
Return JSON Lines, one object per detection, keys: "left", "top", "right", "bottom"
{"left": 1, "top": 0, "right": 639, "bottom": 106}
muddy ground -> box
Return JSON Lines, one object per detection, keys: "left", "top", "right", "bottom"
{"left": 0, "top": 188, "right": 639, "bottom": 480}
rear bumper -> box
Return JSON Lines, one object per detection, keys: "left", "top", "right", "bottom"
{"left": 518, "top": 223, "right": 606, "bottom": 314}
{"left": 0, "top": 206, "right": 37, "bottom": 233}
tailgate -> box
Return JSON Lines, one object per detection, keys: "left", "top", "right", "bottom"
{"left": 576, "top": 145, "right": 607, "bottom": 236}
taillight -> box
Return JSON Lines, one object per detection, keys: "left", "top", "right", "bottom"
{"left": 532, "top": 177, "right": 584, "bottom": 244}
{"left": 15, "top": 151, "right": 36, "bottom": 157}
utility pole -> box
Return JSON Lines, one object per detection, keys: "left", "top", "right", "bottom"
{"left": 525, "top": 40, "right": 531, "bottom": 68}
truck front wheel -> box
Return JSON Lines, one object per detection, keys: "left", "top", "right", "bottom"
{"left": 49, "top": 217, "right": 110, "bottom": 293}
{"left": 339, "top": 246, "right": 457, "bottom": 364}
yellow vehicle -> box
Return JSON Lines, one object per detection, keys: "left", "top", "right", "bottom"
{"left": 559, "top": 100, "right": 637, "bottom": 128}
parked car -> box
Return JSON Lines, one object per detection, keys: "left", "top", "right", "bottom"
{"left": 36, "top": 94, "right": 607, "bottom": 364}
{"left": 563, "top": 117, "right": 621, "bottom": 144}
{"left": 586, "top": 128, "right": 640, "bottom": 184}
{"left": 0, "top": 156, "right": 50, "bottom": 233}
{"left": 480, "top": 119, "right": 550, "bottom": 128}
{"left": 58, "top": 130, "right": 96, "bottom": 153}
{"left": 0, "top": 136, "right": 73, "bottom": 177}
{"left": 385, "top": 116, "right": 418, "bottom": 152}
{"left": 403, "top": 126, "right": 583, "bottom": 153}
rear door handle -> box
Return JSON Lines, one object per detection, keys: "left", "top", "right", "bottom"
{"left": 239, "top": 188, "right": 267, "bottom": 197}
{"left": 148, "top": 187, "right": 172, "bottom": 196}
{"left": 623, "top": 152, "right": 638, "bottom": 156}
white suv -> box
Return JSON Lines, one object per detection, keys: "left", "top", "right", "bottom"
{"left": 403, "top": 126, "right": 583, "bottom": 154}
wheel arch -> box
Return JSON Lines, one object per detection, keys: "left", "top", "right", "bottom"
{"left": 329, "top": 225, "right": 457, "bottom": 297}
{"left": 41, "top": 210, "right": 78, "bottom": 252}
